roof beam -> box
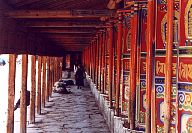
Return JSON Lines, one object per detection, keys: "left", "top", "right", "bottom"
{"left": 44, "top": 34, "right": 92, "bottom": 38}
{"left": 5, "top": 10, "right": 114, "bottom": 19}
{"left": 32, "top": 29, "right": 95, "bottom": 34}
{"left": 22, "top": 21, "right": 104, "bottom": 28}
{"left": 57, "top": 44, "right": 89, "bottom": 46}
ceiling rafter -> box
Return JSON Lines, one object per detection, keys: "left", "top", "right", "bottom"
{"left": 5, "top": 9, "right": 115, "bottom": 19}
{"left": 30, "top": 28, "right": 97, "bottom": 34}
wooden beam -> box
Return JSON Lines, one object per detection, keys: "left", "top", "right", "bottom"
{"left": 24, "top": 21, "right": 103, "bottom": 27}
{"left": 30, "top": 55, "right": 36, "bottom": 124}
{"left": 56, "top": 43, "right": 89, "bottom": 45}
{"left": 39, "top": 31, "right": 94, "bottom": 34}
{"left": 20, "top": 54, "right": 28, "bottom": 133}
{"left": 6, "top": 54, "right": 16, "bottom": 133}
{"left": 52, "top": 41, "right": 90, "bottom": 45}
{"left": 37, "top": 56, "right": 42, "bottom": 115}
{"left": 44, "top": 34, "right": 93, "bottom": 38}
{"left": 51, "top": 38, "right": 90, "bottom": 40}
{"left": 5, "top": 10, "right": 114, "bottom": 19}
{"left": 47, "top": 36, "right": 92, "bottom": 39}
{"left": 32, "top": 28, "right": 97, "bottom": 34}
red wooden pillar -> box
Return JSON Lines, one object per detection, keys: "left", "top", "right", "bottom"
{"left": 108, "top": 22, "right": 114, "bottom": 108}
{"left": 53, "top": 58, "right": 55, "bottom": 87}
{"left": 58, "top": 57, "right": 61, "bottom": 79}
{"left": 129, "top": 11, "right": 138, "bottom": 129}
{"left": 99, "top": 32, "right": 103, "bottom": 92}
{"left": 102, "top": 30, "right": 106, "bottom": 94}
{"left": 6, "top": 54, "right": 16, "bottom": 133}
{"left": 59, "top": 57, "right": 61, "bottom": 79}
{"left": 90, "top": 42, "right": 93, "bottom": 79}
{"left": 37, "top": 56, "right": 42, "bottom": 115}
{"left": 93, "top": 39, "right": 97, "bottom": 83}
{"left": 146, "top": 0, "right": 156, "bottom": 132}
{"left": 96, "top": 35, "right": 99, "bottom": 89}
{"left": 50, "top": 57, "right": 53, "bottom": 96}
{"left": 54, "top": 57, "right": 57, "bottom": 82}
{"left": 46, "top": 57, "right": 50, "bottom": 101}
{"left": 93, "top": 39, "right": 95, "bottom": 83}
{"left": 164, "top": 0, "right": 174, "bottom": 132}
{"left": 42, "top": 56, "right": 46, "bottom": 108}
{"left": 20, "top": 54, "right": 28, "bottom": 133}
{"left": 30, "top": 55, "right": 36, "bottom": 123}
{"left": 90, "top": 45, "right": 92, "bottom": 77}
{"left": 116, "top": 12, "right": 123, "bottom": 116}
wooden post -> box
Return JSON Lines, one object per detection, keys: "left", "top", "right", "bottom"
{"left": 102, "top": 31, "right": 106, "bottom": 94}
{"left": 46, "top": 57, "right": 50, "bottom": 101}
{"left": 93, "top": 41, "right": 96, "bottom": 83}
{"left": 96, "top": 36, "right": 99, "bottom": 88}
{"left": 6, "top": 54, "right": 16, "bottom": 133}
{"left": 90, "top": 45, "right": 92, "bottom": 78}
{"left": 37, "top": 56, "right": 42, "bottom": 114}
{"left": 108, "top": 22, "right": 114, "bottom": 108}
{"left": 30, "top": 55, "right": 36, "bottom": 124}
{"left": 58, "top": 57, "right": 61, "bottom": 79}
{"left": 50, "top": 57, "right": 53, "bottom": 95}
{"left": 91, "top": 43, "right": 94, "bottom": 80}
{"left": 56, "top": 58, "right": 59, "bottom": 80}
{"left": 146, "top": 0, "right": 156, "bottom": 132}
{"left": 116, "top": 13, "right": 123, "bottom": 116}
{"left": 129, "top": 12, "right": 138, "bottom": 129}
{"left": 99, "top": 32, "right": 103, "bottom": 92}
{"left": 54, "top": 58, "right": 56, "bottom": 82}
{"left": 60, "top": 57, "right": 63, "bottom": 78}
{"left": 42, "top": 56, "right": 46, "bottom": 108}
{"left": 54, "top": 58, "right": 56, "bottom": 81}
{"left": 20, "top": 54, "right": 28, "bottom": 133}
{"left": 164, "top": 0, "right": 174, "bottom": 132}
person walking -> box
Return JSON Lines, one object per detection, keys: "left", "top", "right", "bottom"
{"left": 75, "top": 65, "right": 85, "bottom": 89}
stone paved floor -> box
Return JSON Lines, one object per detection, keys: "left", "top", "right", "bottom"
{"left": 27, "top": 85, "right": 110, "bottom": 133}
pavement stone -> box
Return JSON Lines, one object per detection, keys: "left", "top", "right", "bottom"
{"left": 27, "top": 85, "right": 110, "bottom": 133}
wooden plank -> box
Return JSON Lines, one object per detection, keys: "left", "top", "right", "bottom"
{"left": 42, "top": 56, "right": 46, "bottom": 108}
{"left": 46, "top": 57, "right": 50, "bottom": 101}
{"left": 5, "top": 10, "right": 114, "bottom": 19}
{"left": 37, "top": 56, "right": 42, "bottom": 114}
{"left": 6, "top": 54, "right": 16, "bottom": 133}
{"left": 20, "top": 54, "right": 28, "bottom": 133}
{"left": 30, "top": 55, "right": 36, "bottom": 124}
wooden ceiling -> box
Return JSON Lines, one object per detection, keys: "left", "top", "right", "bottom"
{"left": 5, "top": 0, "right": 116, "bottom": 52}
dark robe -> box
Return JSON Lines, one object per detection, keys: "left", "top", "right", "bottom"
{"left": 14, "top": 90, "right": 30, "bottom": 111}
{"left": 75, "top": 67, "right": 85, "bottom": 87}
